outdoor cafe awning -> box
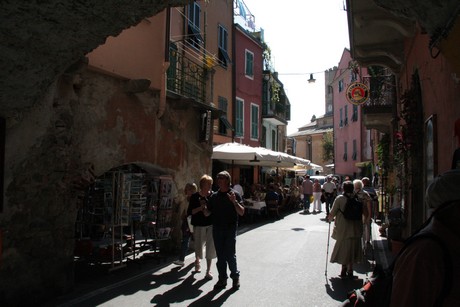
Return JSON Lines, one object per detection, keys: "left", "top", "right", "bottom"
{"left": 212, "top": 142, "right": 311, "bottom": 168}
{"left": 283, "top": 165, "right": 309, "bottom": 176}
{"left": 309, "top": 163, "right": 323, "bottom": 172}
{"left": 283, "top": 163, "right": 324, "bottom": 176}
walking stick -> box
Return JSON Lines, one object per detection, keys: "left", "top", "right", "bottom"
{"left": 325, "top": 219, "right": 331, "bottom": 280}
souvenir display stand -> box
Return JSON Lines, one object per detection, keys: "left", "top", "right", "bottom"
{"left": 74, "top": 167, "right": 174, "bottom": 270}
{"left": 137, "top": 176, "right": 174, "bottom": 259}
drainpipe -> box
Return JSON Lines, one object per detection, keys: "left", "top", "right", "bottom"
{"left": 157, "top": 6, "right": 171, "bottom": 119}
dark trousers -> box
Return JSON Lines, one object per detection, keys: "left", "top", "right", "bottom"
{"left": 303, "top": 194, "right": 311, "bottom": 210}
{"left": 212, "top": 225, "right": 240, "bottom": 280}
{"left": 325, "top": 193, "right": 335, "bottom": 215}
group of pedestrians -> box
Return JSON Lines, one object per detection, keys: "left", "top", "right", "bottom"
{"left": 173, "top": 171, "right": 244, "bottom": 291}
{"left": 171, "top": 166, "right": 460, "bottom": 305}
{"left": 301, "top": 175, "right": 339, "bottom": 214}
{"left": 326, "top": 169, "right": 460, "bottom": 306}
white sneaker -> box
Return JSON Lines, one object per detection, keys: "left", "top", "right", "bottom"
{"left": 173, "top": 260, "right": 184, "bottom": 266}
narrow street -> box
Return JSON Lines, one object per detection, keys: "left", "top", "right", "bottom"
{"left": 50, "top": 209, "right": 385, "bottom": 307}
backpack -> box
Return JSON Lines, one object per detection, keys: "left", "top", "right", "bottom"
{"left": 340, "top": 194, "right": 363, "bottom": 220}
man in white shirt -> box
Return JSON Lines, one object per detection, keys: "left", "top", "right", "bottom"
{"left": 322, "top": 175, "right": 337, "bottom": 216}
{"left": 233, "top": 181, "right": 244, "bottom": 199}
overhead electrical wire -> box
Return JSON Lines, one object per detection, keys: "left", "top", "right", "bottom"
{"left": 168, "top": 7, "right": 220, "bottom": 67}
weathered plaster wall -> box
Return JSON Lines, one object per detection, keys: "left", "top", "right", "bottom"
{"left": 0, "top": 1, "right": 210, "bottom": 305}
{"left": 0, "top": 66, "right": 212, "bottom": 305}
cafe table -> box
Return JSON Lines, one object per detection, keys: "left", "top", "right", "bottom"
{"left": 243, "top": 199, "right": 266, "bottom": 222}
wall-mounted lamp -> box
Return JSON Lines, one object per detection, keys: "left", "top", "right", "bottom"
{"left": 308, "top": 73, "right": 316, "bottom": 83}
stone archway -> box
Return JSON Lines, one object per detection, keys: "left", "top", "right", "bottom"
{"left": 0, "top": 2, "right": 198, "bottom": 305}
{"left": 0, "top": 1, "right": 188, "bottom": 113}
{"left": 0, "top": 62, "right": 210, "bottom": 304}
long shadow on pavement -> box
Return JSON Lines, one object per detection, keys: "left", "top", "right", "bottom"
{"left": 188, "top": 287, "right": 236, "bottom": 307}
{"left": 150, "top": 272, "right": 210, "bottom": 306}
{"left": 71, "top": 264, "right": 197, "bottom": 306}
{"left": 326, "top": 276, "right": 364, "bottom": 302}
{"left": 324, "top": 247, "right": 374, "bottom": 302}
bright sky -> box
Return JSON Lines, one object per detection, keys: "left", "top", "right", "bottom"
{"left": 237, "top": 0, "right": 350, "bottom": 135}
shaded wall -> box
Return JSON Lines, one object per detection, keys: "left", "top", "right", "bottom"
{"left": 0, "top": 66, "right": 212, "bottom": 305}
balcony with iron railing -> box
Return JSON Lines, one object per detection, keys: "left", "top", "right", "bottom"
{"left": 166, "top": 45, "right": 206, "bottom": 104}
{"left": 361, "top": 74, "right": 396, "bottom": 133}
{"left": 262, "top": 80, "right": 290, "bottom": 126}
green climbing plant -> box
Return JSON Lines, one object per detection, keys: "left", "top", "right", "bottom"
{"left": 376, "top": 133, "right": 391, "bottom": 175}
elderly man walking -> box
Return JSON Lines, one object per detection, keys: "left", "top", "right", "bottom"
{"left": 302, "top": 175, "right": 313, "bottom": 214}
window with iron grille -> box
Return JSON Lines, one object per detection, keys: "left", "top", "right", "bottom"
{"left": 187, "top": 2, "right": 202, "bottom": 49}
{"left": 343, "top": 142, "right": 348, "bottom": 161}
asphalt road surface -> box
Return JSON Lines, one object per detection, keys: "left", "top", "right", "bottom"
{"left": 53, "top": 209, "right": 375, "bottom": 307}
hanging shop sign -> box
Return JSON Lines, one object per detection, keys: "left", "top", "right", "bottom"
{"left": 346, "top": 82, "right": 370, "bottom": 105}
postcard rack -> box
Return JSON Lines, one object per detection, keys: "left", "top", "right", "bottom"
{"left": 75, "top": 168, "right": 175, "bottom": 269}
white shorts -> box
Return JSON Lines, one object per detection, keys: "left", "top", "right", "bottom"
{"left": 193, "top": 225, "right": 216, "bottom": 259}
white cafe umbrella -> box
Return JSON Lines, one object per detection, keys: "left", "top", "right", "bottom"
{"left": 277, "top": 151, "right": 311, "bottom": 166}
{"left": 212, "top": 143, "right": 298, "bottom": 167}
{"left": 212, "top": 142, "right": 262, "bottom": 161}
{"left": 309, "top": 163, "right": 324, "bottom": 172}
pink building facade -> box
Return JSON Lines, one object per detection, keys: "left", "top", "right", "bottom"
{"left": 332, "top": 49, "right": 370, "bottom": 178}
{"left": 234, "top": 24, "right": 264, "bottom": 147}
{"left": 347, "top": 0, "right": 460, "bottom": 233}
